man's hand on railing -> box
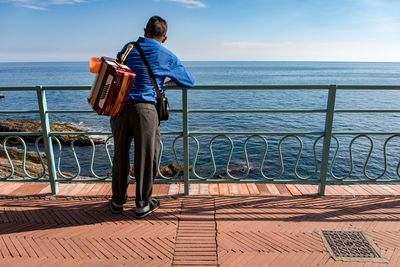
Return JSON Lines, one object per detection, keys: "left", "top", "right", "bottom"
{"left": 164, "top": 79, "right": 176, "bottom": 85}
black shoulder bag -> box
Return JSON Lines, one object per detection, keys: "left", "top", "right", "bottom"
{"left": 134, "top": 42, "right": 169, "bottom": 122}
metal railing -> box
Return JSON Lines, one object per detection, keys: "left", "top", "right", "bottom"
{"left": 1, "top": 85, "right": 400, "bottom": 196}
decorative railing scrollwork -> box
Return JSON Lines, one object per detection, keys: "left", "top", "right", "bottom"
{"left": 189, "top": 134, "right": 324, "bottom": 181}
{"left": 330, "top": 134, "right": 400, "bottom": 181}
{"left": 51, "top": 134, "right": 114, "bottom": 180}
{"left": 157, "top": 135, "right": 188, "bottom": 180}
{"left": 1, "top": 136, "right": 46, "bottom": 180}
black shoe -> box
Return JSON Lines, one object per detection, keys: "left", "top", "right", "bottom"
{"left": 133, "top": 199, "right": 160, "bottom": 219}
{"left": 109, "top": 195, "right": 128, "bottom": 214}
{"left": 109, "top": 200, "right": 124, "bottom": 214}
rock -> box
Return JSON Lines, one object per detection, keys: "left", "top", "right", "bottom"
{"left": 159, "top": 165, "right": 175, "bottom": 176}
{"left": 0, "top": 144, "right": 46, "bottom": 164}
{"left": 168, "top": 163, "right": 192, "bottom": 175}
{"left": 0, "top": 118, "right": 104, "bottom": 146}
{"left": 130, "top": 163, "right": 192, "bottom": 178}
{"left": 0, "top": 157, "right": 47, "bottom": 179}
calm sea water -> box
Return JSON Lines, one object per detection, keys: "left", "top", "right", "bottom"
{"left": 1, "top": 61, "right": 400, "bottom": 180}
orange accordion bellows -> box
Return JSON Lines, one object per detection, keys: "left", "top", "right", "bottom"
{"left": 88, "top": 57, "right": 136, "bottom": 116}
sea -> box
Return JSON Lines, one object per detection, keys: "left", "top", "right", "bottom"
{"left": 0, "top": 61, "right": 400, "bottom": 180}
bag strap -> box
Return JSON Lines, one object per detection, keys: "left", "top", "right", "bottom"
{"left": 134, "top": 42, "right": 163, "bottom": 98}
{"left": 120, "top": 43, "right": 134, "bottom": 64}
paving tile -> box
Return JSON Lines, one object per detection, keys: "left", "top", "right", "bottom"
{"left": 188, "top": 183, "right": 199, "bottom": 195}
{"left": 126, "top": 183, "right": 136, "bottom": 196}
{"left": 302, "top": 184, "right": 318, "bottom": 194}
{"left": 57, "top": 183, "right": 76, "bottom": 195}
{"left": 349, "top": 184, "right": 372, "bottom": 195}
{"left": 0, "top": 183, "right": 23, "bottom": 195}
{"left": 275, "top": 184, "right": 292, "bottom": 196}
{"left": 168, "top": 184, "right": 179, "bottom": 195}
{"left": 178, "top": 184, "right": 185, "bottom": 194}
{"left": 388, "top": 184, "right": 400, "bottom": 194}
{"left": 295, "top": 184, "right": 314, "bottom": 195}
{"left": 157, "top": 184, "right": 170, "bottom": 196}
{"left": 324, "top": 185, "right": 342, "bottom": 196}
{"left": 38, "top": 185, "right": 51, "bottom": 194}
{"left": 151, "top": 184, "right": 161, "bottom": 196}
{"left": 255, "top": 183, "right": 270, "bottom": 195}
{"left": 9, "top": 183, "right": 48, "bottom": 196}
{"left": 97, "top": 183, "right": 111, "bottom": 196}
{"left": 380, "top": 184, "right": 399, "bottom": 195}
{"left": 208, "top": 184, "right": 219, "bottom": 195}
{"left": 265, "top": 184, "right": 280, "bottom": 195}
{"left": 68, "top": 183, "right": 88, "bottom": 196}
{"left": 87, "top": 183, "right": 104, "bottom": 196}
{"left": 77, "top": 183, "right": 96, "bottom": 196}
{"left": 228, "top": 183, "right": 239, "bottom": 195}
{"left": 0, "top": 183, "right": 10, "bottom": 191}
{"left": 218, "top": 183, "right": 229, "bottom": 195}
{"left": 246, "top": 183, "right": 259, "bottom": 195}
{"left": 237, "top": 183, "right": 250, "bottom": 195}
{"left": 359, "top": 184, "right": 382, "bottom": 195}
{"left": 199, "top": 183, "right": 209, "bottom": 195}
{"left": 285, "top": 184, "right": 301, "bottom": 196}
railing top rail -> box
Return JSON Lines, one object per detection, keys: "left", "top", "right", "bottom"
{"left": 169, "top": 85, "right": 332, "bottom": 90}
{"left": 1, "top": 85, "right": 400, "bottom": 91}
{"left": 169, "top": 85, "right": 400, "bottom": 90}
{"left": 0, "top": 86, "right": 38, "bottom": 91}
{"left": 0, "top": 86, "right": 91, "bottom": 91}
{"left": 337, "top": 85, "right": 400, "bottom": 90}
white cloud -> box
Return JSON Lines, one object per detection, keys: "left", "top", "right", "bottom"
{"left": 157, "top": 0, "right": 206, "bottom": 8}
{"left": 0, "top": 0, "right": 29, "bottom": 2}
{"left": 49, "top": 0, "right": 86, "bottom": 4}
{"left": 0, "top": 0, "right": 87, "bottom": 10}
{"left": 223, "top": 42, "right": 291, "bottom": 48}
{"left": 16, "top": 3, "right": 47, "bottom": 9}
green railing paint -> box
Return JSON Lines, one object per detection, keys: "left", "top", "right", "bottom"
{"left": 1, "top": 85, "right": 400, "bottom": 196}
{"left": 318, "top": 85, "right": 337, "bottom": 195}
{"left": 182, "top": 88, "right": 190, "bottom": 196}
{"left": 36, "top": 86, "right": 58, "bottom": 194}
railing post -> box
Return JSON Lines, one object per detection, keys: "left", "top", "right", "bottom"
{"left": 318, "top": 84, "right": 337, "bottom": 196}
{"left": 182, "top": 88, "right": 190, "bottom": 195}
{"left": 36, "top": 86, "right": 58, "bottom": 194}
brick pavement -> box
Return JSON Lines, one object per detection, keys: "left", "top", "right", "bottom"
{"left": 1, "top": 194, "right": 400, "bottom": 266}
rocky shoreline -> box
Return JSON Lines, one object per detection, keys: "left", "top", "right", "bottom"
{"left": 0, "top": 118, "right": 103, "bottom": 146}
{"left": 0, "top": 118, "right": 98, "bottom": 179}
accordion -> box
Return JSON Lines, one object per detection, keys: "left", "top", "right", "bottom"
{"left": 88, "top": 57, "right": 136, "bottom": 116}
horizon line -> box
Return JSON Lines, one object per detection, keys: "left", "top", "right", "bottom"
{"left": 1, "top": 60, "right": 400, "bottom": 64}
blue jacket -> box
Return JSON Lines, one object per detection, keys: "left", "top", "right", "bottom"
{"left": 117, "top": 37, "right": 195, "bottom": 104}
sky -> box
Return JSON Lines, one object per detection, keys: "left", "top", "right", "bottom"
{"left": 0, "top": 0, "right": 400, "bottom": 62}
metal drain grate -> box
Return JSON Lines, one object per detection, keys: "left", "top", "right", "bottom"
{"left": 318, "top": 229, "right": 388, "bottom": 262}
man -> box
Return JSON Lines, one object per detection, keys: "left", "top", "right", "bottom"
{"left": 110, "top": 16, "right": 194, "bottom": 218}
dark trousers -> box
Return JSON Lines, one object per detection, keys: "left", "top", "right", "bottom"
{"left": 110, "top": 101, "right": 160, "bottom": 208}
